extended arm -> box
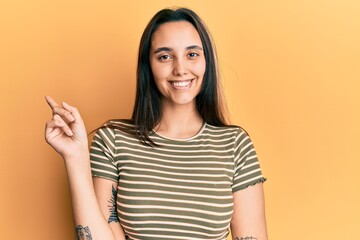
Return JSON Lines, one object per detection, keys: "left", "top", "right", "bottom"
{"left": 45, "top": 96, "right": 115, "bottom": 240}
{"left": 230, "top": 183, "right": 268, "bottom": 240}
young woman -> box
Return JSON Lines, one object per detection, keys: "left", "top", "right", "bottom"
{"left": 45, "top": 8, "right": 268, "bottom": 240}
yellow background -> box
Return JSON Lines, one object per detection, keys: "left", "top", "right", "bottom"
{"left": 1, "top": 0, "right": 359, "bottom": 239}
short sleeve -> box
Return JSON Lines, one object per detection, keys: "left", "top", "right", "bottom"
{"left": 232, "top": 128, "right": 266, "bottom": 192}
{"left": 90, "top": 127, "right": 119, "bottom": 182}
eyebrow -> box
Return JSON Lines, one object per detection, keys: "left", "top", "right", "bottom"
{"left": 153, "top": 45, "right": 203, "bottom": 54}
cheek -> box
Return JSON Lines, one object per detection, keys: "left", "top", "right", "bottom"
{"left": 150, "top": 62, "right": 167, "bottom": 91}
{"left": 151, "top": 61, "right": 170, "bottom": 80}
{"left": 194, "top": 59, "right": 206, "bottom": 78}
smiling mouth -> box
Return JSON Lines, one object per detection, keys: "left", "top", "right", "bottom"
{"left": 169, "top": 79, "right": 194, "bottom": 88}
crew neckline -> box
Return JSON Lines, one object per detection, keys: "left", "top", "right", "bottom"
{"left": 152, "top": 122, "right": 207, "bottom": 142}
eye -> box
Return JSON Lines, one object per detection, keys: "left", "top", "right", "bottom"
{"left": 188, "top": 52, "right": 200, "bottom": 58}
{"left": 158, "top": 54, "right": 172, "bottom": 61}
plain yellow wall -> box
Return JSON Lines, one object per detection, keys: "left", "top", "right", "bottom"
{"left": 1, "top": 0, "right": 359, "bottom": 239}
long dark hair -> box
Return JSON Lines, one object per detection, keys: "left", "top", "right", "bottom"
{"left": 105, "top": 8, "right": 229, "bottom": 145}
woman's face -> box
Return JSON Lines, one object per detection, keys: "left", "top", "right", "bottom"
{"left": 150, "top": 21, "right": 206, "bottom": 107}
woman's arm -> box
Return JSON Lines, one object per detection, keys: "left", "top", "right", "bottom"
{"left": 45, "top": 96, "right": 115, "bottom": 240}
{"left": 230, "top": 183, "right": 268, "bottom": 240}
{"left": 93, "top": 177, "right": 126, "bottom": 240}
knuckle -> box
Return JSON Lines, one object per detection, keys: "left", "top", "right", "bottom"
{"left": 52, "top": 106, "right": 60, "bottom": 112}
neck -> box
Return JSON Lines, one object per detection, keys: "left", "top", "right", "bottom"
{"left": 155, "top": 100, "right": 204, "bottom": 139}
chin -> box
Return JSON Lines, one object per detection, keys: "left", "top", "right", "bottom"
{"left": 173, "top": 98, "right": 196, "bottom": 106}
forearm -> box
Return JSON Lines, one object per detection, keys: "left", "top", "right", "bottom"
{"left": 65, "top": 154, "right": 115, "bottom": 240}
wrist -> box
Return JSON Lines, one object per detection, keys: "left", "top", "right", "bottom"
{"left": 63, "top": 151, "right": 91, "bottom": 171}
{"left": 63, "top": 146, "right": 89, "bottom": 161}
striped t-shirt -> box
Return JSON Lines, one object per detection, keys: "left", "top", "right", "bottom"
{"left": 90, "top": 120, "right": 266, "bottom": 240}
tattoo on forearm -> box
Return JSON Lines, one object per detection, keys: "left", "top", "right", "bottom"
{"left": 75, "top": 225, "right": 92, "bottom": 240}
{"left": 108, "top": 185, "right": 119, "bottom": 223}
{"left": 235, "top": 237, "right": 258, "bottom": 240}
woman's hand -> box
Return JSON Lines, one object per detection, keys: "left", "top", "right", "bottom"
{"left": 44, "top": 96, "right": 88, "bottom": 160}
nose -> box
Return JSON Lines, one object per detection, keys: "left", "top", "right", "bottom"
{"left": 173, "top": 59, "right": 188, "bottom": 76}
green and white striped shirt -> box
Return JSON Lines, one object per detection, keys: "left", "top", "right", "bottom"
{"left": 90, "top": 120, "right": 266, "bottom": 240}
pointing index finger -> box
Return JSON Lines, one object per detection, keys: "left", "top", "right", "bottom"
{"left": 45, "top": 96, "right": 59, "bottom": 110}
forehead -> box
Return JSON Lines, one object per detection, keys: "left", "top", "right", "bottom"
{"left": 151, "top": 21, "right": 203, "bottom": 48}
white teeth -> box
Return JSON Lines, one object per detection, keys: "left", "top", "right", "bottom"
{"left": 172, "top": 80, "right": 192, "bottom": 87}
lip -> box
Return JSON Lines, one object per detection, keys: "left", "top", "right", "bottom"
{"left": 168, "top": 78, "right": 195, "bottom": 89}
